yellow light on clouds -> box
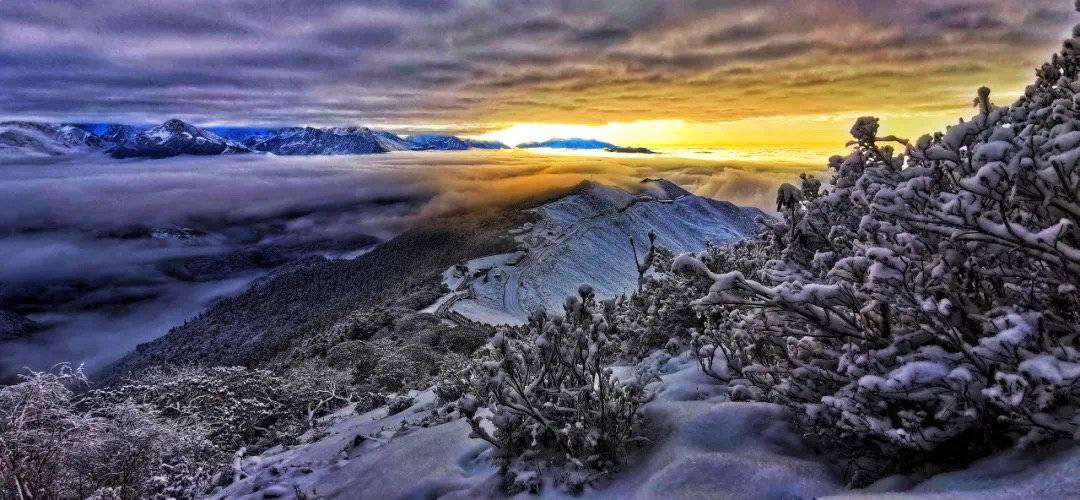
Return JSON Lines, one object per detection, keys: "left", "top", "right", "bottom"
{"left": 472, "top": 107, "right": 987, "bottom": 151}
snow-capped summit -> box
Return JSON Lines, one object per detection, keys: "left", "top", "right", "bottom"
{"left": 0, "top": 121, "right": 106, "bottom": 157}
{"left": 107, "top": 119, "right": 252, "bottom": 159}
{"left": 405, "top": 134, "right": 470, "bottom": 151}
{"left": 244, "top": 127, "right": 509, "bottom": 155}
{"left": 639, "top": 177, "right": 692, "bottom": 200}
{"left": 92, "top": 124, "right": 147, "bottom": 145}
{"left": 245, "top": 126, "right": 409, "bottom": 155}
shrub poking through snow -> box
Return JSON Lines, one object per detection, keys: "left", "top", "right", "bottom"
{"left": 676, "top": 24, "right": 1080, "bottom": 485}
{"left": 460, "top": 285, "right": 643, "bottom": 488}
{"left": 387, "top": 395, "right": 416, "bottom": 416}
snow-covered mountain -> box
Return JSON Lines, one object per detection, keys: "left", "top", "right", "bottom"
{"left": 405, "top": 134, "right": 470, "bottom": 150}
{"left": 434, "top": 178, "right": 762, "bottom": 325}
{"left": 0, "top": 120, "right": 512, "bottom": 158}
{"left": 463, "top": 139, "right": 510, "bottom": 149}
{"left": 72, "top": 123, "right": 148, "bottom": 145}
{"left": 98, "top": 124, "right": 146, "bottom": 145}
{"left": 107, "top": 119, "right": 252, "bottom": 159}
{"left": 0, "top": 121, "right": 106, "bottom": 157}
{"left": 244, "top": 127, "right": 413, "bottom": 155}
{"left": 517, "top": 137, "right": 618, "bottom": 149}
{"left": 204, "top": 126, "right": 279, "bottom": 143}
{"left": 244, "top": 128, "right": 509, "bottom": 154}
{"left": 405, "top": 134, "right": 509, "bottom": 150}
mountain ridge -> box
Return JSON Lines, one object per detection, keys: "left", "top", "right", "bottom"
{"left": 1, "top": 119, "right": 513, "bottom": 158}
{"left": 438, "top": 177, "right": 762, "bottom": 324}
{"left": 516, "top": 137, "right": 618, "bottom": 149}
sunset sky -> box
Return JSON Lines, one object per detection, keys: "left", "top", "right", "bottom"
{"left": 1, "top": 0, "right": 1075, "bottom": 148}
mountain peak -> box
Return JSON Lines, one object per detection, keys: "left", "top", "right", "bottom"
{"left": 108, "top": 119, "right": 250, "bottom": 159}
{"left": 639, "top": 178, "right": 692, "bottom": 200}
{"left": 161, "top": 118, "right": 188, "bottom": 128}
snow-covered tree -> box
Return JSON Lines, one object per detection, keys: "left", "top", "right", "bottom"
{"left": 675, "top": 25, "right": 1080, "bottom": 483}
{"left": 460, "top": 285, "right": 644, "bottom": 491}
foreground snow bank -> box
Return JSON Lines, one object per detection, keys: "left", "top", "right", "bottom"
{"left": 210, "top": 354, "right": 840, "bottom": 499}
{"left": 211, "top": 354, "right": 1080, "bottom": 500}
{"left": 596, "top": 400, "right": 842, "bottom": 499}
{"left": 832, "top": 445, "right": 1080, "bottom": 499}
{"left": 210, "top": 390, "right": 499, "bottom": 499}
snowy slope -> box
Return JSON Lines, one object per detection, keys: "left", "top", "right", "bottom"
{"left": 443, "top": 179, "right": 761, "bottom": 325}
{"left": 0, "top": 121, "right": 106, "bottom": 157}
{"left": 205, "top": 173, "right": 1080, "bottom": 499}
{"left": 209, "top": 353, "right": 844, "bottom": 499}
{"left": 209, "top": 348, "right": 1080, "bottom": 499}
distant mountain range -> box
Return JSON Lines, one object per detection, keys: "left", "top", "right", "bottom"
{"left": 0, "top": 121, "right": 105, "bottom": 156}
{"left": 0, "top": 119, "right": 659, "bottom": 159}
{"left": 516, "top": 138, "right": 618, "bottom": 149}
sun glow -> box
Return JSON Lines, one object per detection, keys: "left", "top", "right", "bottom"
{"left": 472, "top": 108, "right": 983, "bottom": 151}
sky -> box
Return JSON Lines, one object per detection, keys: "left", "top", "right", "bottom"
{"left": 0, "top": 0, "right": 1075, "bottom": 148}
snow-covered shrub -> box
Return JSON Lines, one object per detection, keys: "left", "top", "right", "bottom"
{"left": 0, "top": 364, "right": 90, "bottom": 498}
{"left": 460, "top": 286, "right": 643, "bottom": 485}
{"left": 85, "top": 366, "right": 309, "bottom": 453}
{"left": 350, "top": 338, "right": 453, "bottom": 392}
{"left": 387, "top": 395, "right": 415, "bottom": 416}
{"left": 281, "top": 360, "right": 353, "bottom": 429}
{"left": 433, "top": 371, "right": 470, "bottom": 404}
{"left": 64, "top": 401, "right": 218, "bottom": 499}
{"left": 0, "top": 365, "right": 218, "bottom": 499}
{"left": 605, "top": 247, "right": 700, "bottom": 357}
{"left": 335, "top": 307, "right": 397, "bottom": 341}
{"left": 678, "top": 28, "right": 1080, "bottom": 484}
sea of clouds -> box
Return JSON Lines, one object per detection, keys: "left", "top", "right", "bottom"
{"left": 0, "top": 150, "right": 817, "bottom": 378}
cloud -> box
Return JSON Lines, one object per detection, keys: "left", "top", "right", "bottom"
{"left": 0, "top": 0, "right": 1071, "bottom": 136}
{"left": 0, "top": 150, "right": 813, "bottom": 377}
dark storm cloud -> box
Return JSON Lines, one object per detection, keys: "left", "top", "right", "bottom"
{"left": 0, "top": 0, "right": 1073, "bottom": 128}
{"left": 315, "top": 25, "right": 402, "bottom": 49}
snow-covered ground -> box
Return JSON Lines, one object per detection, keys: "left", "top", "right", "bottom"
{"left": 210, "top": 352, "right": 840, "bottom": 499}
{"left": 211, "top": 350, "right": 1080, "bottom": 499}
{"left": 439, "top": 179, "right": 760, "bottom": 325}
{"left": 208, "top": 179, "right": 1079, "bottom": 499}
